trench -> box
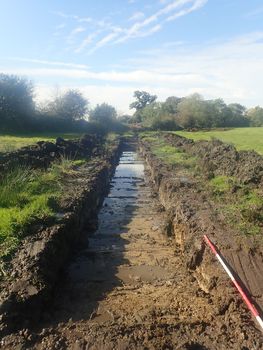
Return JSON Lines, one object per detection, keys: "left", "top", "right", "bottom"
{"left": 38, "top": 148, "right": 172, "bottom": 325}
{"left": 4, "top": 144, "right": 261, "bottom": 349}
{"left": 25, "top": 146, "right": 189, "bottom": 349}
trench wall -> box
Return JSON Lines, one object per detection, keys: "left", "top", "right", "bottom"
{"left": 0, "top": 134, "right": 104, "bottom": 173}
{"left": 0, "top": 138, "right": 122, "bottom": 335}
{"left": 139, "top": 137, "right": 263, "bottom": 334}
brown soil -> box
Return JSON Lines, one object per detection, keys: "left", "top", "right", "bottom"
{"left": 0, "top": 139, "right": 121, "bottom": 335}
{"left": 163, "top": 133, "right": 263, "bottom": 185}
{"left": 1, "top": 148, "right": 262, "bottom": 349}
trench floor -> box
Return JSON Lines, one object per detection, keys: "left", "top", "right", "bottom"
{"left": 5, "top": 151, "right": 259, "bottom": 350}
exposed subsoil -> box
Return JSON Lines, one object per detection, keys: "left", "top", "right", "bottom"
{"left": 150, "top": 133, "right": 263, "bottom": 311}
{"left": 1, "top": 143, "right": 262, "bottom": 349}
{"left": 0, "top": 138, "right": 121, "bottom": 335}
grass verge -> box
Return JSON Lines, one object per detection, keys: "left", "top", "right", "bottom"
{"left": 209, "top": 175, "right": 263, "bottom": 235}
{"left": 174, "top": 127, "right": 263, "bottom": 155}
{"left": 0, "top": 156, "right": 86, "bottom": 264}
{"left": 0, "top": 133, "right": 82, "bottom": 153}
{"left": 140, "top": 133, "right": 197, "bottom": 170}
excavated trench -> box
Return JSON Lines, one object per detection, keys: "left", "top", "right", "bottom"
{"left": 1, "top": 142, "right": 263, "bottom": 349}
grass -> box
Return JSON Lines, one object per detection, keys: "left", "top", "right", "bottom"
{"left": 174, "top": 127, "right": 263, "bottom": 154}
{"left": 223, "top": 190, "right": 263, "bottom": 235}
{"left": 209, "top": 176, "right": 263, "bottom": 235}
{"left": 153, "top": 144, "right": 197, "bottom": 168}
{"left": 140, "top": 133, "right": 197, "bottom": 169}
{"left": 209, "top": 176, "right": 236, "bottom": 195}
{"left": 0, "top": 132, "right": 82, "bottom": 153}
{"left": 0, "top": 156, "right": 86, "bottom": 263}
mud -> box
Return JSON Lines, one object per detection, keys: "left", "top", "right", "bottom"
{"left": 140, "top": 136, "right": 263, "bottom": 341}
{"left": 1, "top": 142, "right": 262, "bottom": 349}
{"left": 0, "top": 139, "right": 121, "bottom": 336}
{"left": 163, "top": 133, "right": 263, "bottom": 185}
{"left": 0, "top": 134, "right": 104, "bottom": 174}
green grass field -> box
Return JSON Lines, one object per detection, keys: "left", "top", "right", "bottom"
{"left": 0, "top": 156, "right": 86, "bottom": 266}
{"left": 0, "top": 133, "right": 82, "bottom": 153}
{"left": 175, "top": 127, "right": 263, "bottom": 154}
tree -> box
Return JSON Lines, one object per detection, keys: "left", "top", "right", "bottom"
{"left": 247, "top": 106, "right": 263, "bottom": 126}
{"left": 89, "top": 103, "right": 117, "bottom": 124}
{"left": 129, "top": 91, "right": 157, "bottom": 111}
{"left": 163, "top": 96, "right": 183, "bottom": 114}
{"left": 118, "top": 114, "right": 133, "bottom": 124}
{"left": 138, "top": 102, "right": 180, "bottom": 130}
{"left": 177, "top": 93, "right": 210, "bottom": 128}
{"left": 46, "top": 89, "right": 88, "bottom": 121}
{"left": 227, "top": 103, "right": 249, "bottom": 127}
{"left": 0, "top": 73, "right": 35, "bottom": 130}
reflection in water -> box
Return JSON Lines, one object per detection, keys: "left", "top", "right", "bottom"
{"left": 52, "top": 151, "right": 149, "bottom": 323}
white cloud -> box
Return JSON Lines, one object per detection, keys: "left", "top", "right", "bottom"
{"left": 74, "top": 32, "right": 99, "bottom": 53}
{"left": 95, "top": 0, "right": 206, "bottom": 48}
{"left": 34, "top": 84, "right": 187, "bottom": 114}
{"left": 4, "top": 31, "right": 263, "bottom": 111}
{"left": 67, "top": 26, "right": 86, "bottom": 43}
{"left": 58, "top": 0, "right": 208, "bottom": 53}
{"left": 8, "top": 57, "right": 90, "bottom": 69}
{"left": 52, "top": 11, "right": 92, "bottom": 23}
{"left": 166, "top": 0, "right": 208, "bottom": 21}
{"left": 88, "top": 31, "right": 121, "bottom": 54}
{"left": 129, "top": 11, "right": 145, "bottom": 21}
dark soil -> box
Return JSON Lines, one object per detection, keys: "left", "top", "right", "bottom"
{"left": 0, "top": 137, "right": 122, "bottom": 337}
{"left": 163, "top": 133, "right": 263, "bottom": 185}
{"left": 0, "top": 136, "right": 262, "bottom": 349}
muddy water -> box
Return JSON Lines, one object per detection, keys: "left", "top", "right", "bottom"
{"left": 17, "top": 150, "right": 253, "bottom": 349}
{"left": 50, "top": 151, "right": 173, "bottom": 324}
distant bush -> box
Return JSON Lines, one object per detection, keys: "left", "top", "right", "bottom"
{"left": 0, "top": 74, "right": 35, "bottom": 132}
{"left": 151, "top": 117, "right": 181, "bottom": 131}
{"left": 129, "top": 91, "right": 254, "bottom": 130}
{"left": 0, "top": 73, "right": 126, "bottom": 135}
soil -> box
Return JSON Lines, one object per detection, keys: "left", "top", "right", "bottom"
{"left": 0, "top": 139, "right": 121, "bottom": 336}
{"left": 163, "top": 133, "right": 263, "bottom": 185}
{"left": 0, "top": 134, "right": 104, "bottom": 174}
{"left": 1, "top": 145, "right": 262, "bottom": 349}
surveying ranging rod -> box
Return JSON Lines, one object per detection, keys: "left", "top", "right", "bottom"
{"left": 204, "top": 234, "right": 263, "bottom": 332}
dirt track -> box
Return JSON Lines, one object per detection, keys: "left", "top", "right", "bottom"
{"left": 1, "top": 147, "right": 262, "bottom": 349}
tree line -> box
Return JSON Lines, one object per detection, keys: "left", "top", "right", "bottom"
{"left": 128, "top": 91, "right": 263, "bottom": 130}
{"left": 1, "top": 73, "right": 263, "bottom": 134}
{"left": 0, "top": 73, "right": 122, "bottom": 133}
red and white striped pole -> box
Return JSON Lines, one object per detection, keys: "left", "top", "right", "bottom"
{"left": 203, "top": 234, "right": 263, "bottom": 332}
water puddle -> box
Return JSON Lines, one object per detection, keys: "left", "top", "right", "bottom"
{"left": 67, "top": 151, "right": 148, "bottom": 282}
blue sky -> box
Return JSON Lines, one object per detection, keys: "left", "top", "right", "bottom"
{"left": 1, "top": 0, "right": 263, "bottom": 113}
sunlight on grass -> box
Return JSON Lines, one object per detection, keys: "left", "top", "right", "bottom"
{"left": 0, "top": 133, "right": 82, "bottom": 153}
{"left": 153, "top": 145, "right": 197, "bottom": 168}
{"left": 209, "top": 176, "right": 236, "bottom": 195}
{"left": 209, "top": 177, "right": 263, "bottom": 235}
{"left": 0, "top": 156, "right": 86, "bottom": 262}
{"left": 175, "top": 127, "right": 263, "bottom": 154}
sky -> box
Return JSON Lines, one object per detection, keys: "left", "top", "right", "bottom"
{"left": 0, "top": 0, "right": 263, "bottom": 114}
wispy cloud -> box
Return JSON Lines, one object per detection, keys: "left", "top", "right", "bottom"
{"left": 8, "top": 57, "right": 90, "bottom": 70}
{"left": 88, "top": 32, "right": 121, "bottom": 54}
{"left": 52, "top": 11, "right": 92, "bottom": 23}
{"left": 53, "top": 0, "right": 208, "bottom": 54}
{"left": 129, "top": 11, "right": 145, "bottom": 21}
{"left": 92, "top": 0, "right": 208, "bottom": 49}
{"left": 6, "top": 31, "right": 263, "bottom": 112}
{"left": 67, "top": 26, "right": 86, "bottom": 43}
{"left": 74, "top": 32, "right": 99, "bottom": 53}
{"left": 166, "top": 0, "right": 208, "bottom": 21}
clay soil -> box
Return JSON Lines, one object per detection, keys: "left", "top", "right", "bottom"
{"left": 1, "top": 149, "right": 262, "bottom": 350}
